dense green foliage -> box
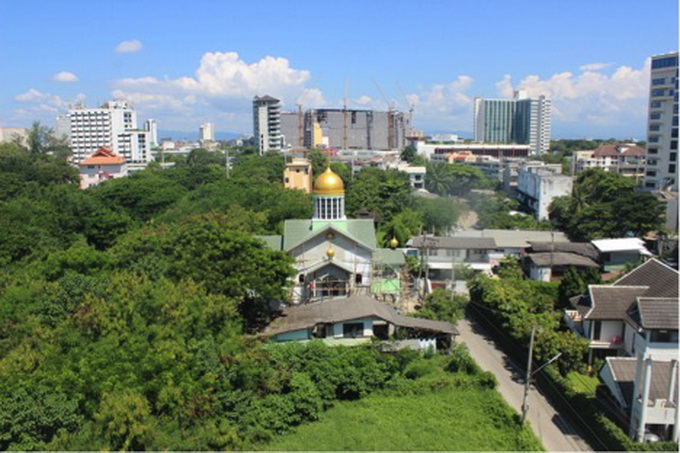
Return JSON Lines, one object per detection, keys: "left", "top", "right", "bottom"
{"left": 557, "top": 266, "right": 602, "bottom": 308}
{"left": 425, "top": 162, "right": 490, "bottom": 197}
{"left": 264, "top": 350, "right": 542, "bottom": 451}
{"left": 414, "top": 288, "right": 468, "bottom": 324}
{"left": 470, "top": 191, "right": 551, "bottom": 230}
{"left": 549, "top": 169, "right": 665, "bottom": 240}
{"left": 468, "top": 269, "right": 587, "bottom": 374}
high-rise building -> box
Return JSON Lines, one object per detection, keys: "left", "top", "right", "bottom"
{"left": 474, "top": 91, "right": 551, "bottom": 155}
{"left": 65, "top": 100, "right": 152, "bottom": 163}
{"left": 644, "top": 52, "right": 679, "bottom": 191}
{"left": 253, "top": 95, "right": 281, "bottom": 154}
{"left": 145, "top": 119, "right": 158, "bottom": 147}
{"left": 199, "top": 122, "right": 214, "bottom": 143}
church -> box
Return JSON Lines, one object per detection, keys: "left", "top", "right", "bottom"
{"left": 259, "top": 166, "right": 404, "bottom": 304}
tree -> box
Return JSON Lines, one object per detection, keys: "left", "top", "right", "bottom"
{"left": 418, "top": 198, "right": 460, "bottom": 235}
{"left": 345, "top": 167, "right": 412, "bottom": 221}
{"left": 400, "top": 144, "right": 417, "bottom": 163}
{"left": 415, "top": 288, "right": 467, "bottom": 324}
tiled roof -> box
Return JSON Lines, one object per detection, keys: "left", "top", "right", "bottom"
{"left": 605, "top": 357, "right": 676, "bottom": 408}
{"left": 592, "top": 144, "right": 645, "bottom": 157}
{"left": 527, "top": 252, "right": 600, "bottom": 268}
{"left": 586, "top": 285, "right": 649, "bottom": 320}
{"left": 263, "top": 295, "right": 458, "bottom": 336}
{"left": 79, "top": 147, "right": 125, "bottom": 165}
{"left": 529, "top": 241, "right": 600, "bottom": 261}
{"left": 452, "top": 229, "right": 569, "bottom": 249}
{"left": 614, "top": 258, "right": 679, "bottom": 297}
{"left": 636, "top": 297, "right": 679, "bottom": 330}
{"left": 410, "top": 236, "right": 497, "bottom": 250}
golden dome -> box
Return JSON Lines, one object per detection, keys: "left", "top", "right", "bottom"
{"left": 326, "top": 246, "right": 335, "bottom": 258}
{"left": 389, "top": 237, "right": 399, "bottom": 249}
{"left": 314, "top": 167, "right": 344, "bottom": 195}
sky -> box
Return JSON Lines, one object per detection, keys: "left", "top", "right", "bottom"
{"left": 0, "top": 0, "right": 677, "bottom": 139}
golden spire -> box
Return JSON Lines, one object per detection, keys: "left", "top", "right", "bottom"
{"left": 313, "top": 167, "right": 344, "bottom": 195}
{"left": 389, "top": 237, "right": 399, "bottom": 249}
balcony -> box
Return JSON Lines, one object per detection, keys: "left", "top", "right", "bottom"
{"left": 634, "top": 335, "right": 679, "bottom": 361}
{"left": 633, "top": 398, "right": 677, "bottom": 425}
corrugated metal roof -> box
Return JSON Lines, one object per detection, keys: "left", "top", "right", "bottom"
{"left": 374, "top": 248, "right": 406, "bottom": 266}
{"left": 256, "top": 235, "right": 283, "bottom": 250}
{"left": 410, "top": 236, "right": 497, "bottom": 249}
{"left": 527, "top": 252, "right": 600, "bottom": 268}
{"left": 453, "top": 229, "right": 569, "bottom": 248}
{"left": 283, "top": 219, "right": 377, "bottom": 251}
{"left": 529, "top": 241, "right": 599, "bottom": 261}
{"left": 591, "top": 238, "right": 650, "bottom": 254}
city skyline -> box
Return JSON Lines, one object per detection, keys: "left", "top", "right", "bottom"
{"left": 0, "top": 0, "right": 677, "bottom": 138}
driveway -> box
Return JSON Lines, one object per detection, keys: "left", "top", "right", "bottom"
{"left": 457, "top": 316, "right": 593, "bottom": 451}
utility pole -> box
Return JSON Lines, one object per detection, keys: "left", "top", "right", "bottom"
{"left": 225, "top": 148, "right": 230, "bottom": 179}
{"left": 521, "top": 325, "right": 538, "bottom": 425}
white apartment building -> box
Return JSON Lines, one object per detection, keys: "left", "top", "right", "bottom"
{"left": 66, "top": 101, "right": 152, "bottom": 164}
{"left": 199, "top": 122, "right": 214, "bottom": 142}
{"left": 253, "top": 95, "right": 282, "bottom": 154}
{"left": 574, "top": 143, "right": 647, "bottom": 182}
{"left": 474, "top": 90, "right": 551, "bottom": 155}
{"left": 644, "top": 53, "right": 678, "bottom": 191}
{"left": 515, "top": 162, "right": 573, "bottom": 220}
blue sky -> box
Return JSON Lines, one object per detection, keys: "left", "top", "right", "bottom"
{"left": 0, "top": 0, "right": 677, "bottom": 138}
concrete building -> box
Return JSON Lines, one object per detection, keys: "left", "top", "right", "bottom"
{"left": 284, "top": 157, "right": 313, "bottom": 193}
{"left": 0, "top": 127, "right": 28, "bottom": 145}
{"left": 279, "top": 108, "right": 408, "bottom": 151}
{"left": 515, "top": 162, "right": 573, "bottom": 220}
{"left": 199, "top": 122, "right": 214, "bottom": 143}
{"left": 420, "top": 142, "right": 530, "bottom": 161}
{"left": 574, "top": 144, "right": 646, "bottom": 182}
{"left": 474, "top": 90, "right": 551, "bottom": 155}
{"left": 644, "top": 53, "right": 679, "bottom": 191}
{"left": 65, "top": 100, "right": 152, "bottom": 163}
{"left": 145, "top": 119, "right": 158, "bottom": 147}
{"left": 55, "top": 114, "right": 71, "bottom": 141}
{"left": 253, "top": 95, "right": 282, "bottom": 154}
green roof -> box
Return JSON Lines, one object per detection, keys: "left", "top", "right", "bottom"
{"left": 283, "top": 219, "right": 377, "bottom": 251}
{"left": 375, "top": 248, "right": 406, "bottom": 266}
{"left": 255, "top": 235, "right": 283, "bottom": 250}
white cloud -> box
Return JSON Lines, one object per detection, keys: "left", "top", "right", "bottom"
{"left": 355, "top": 95, "right": 373, "bottom": 105}
{"left": 115, "top": 39, "right": 142, "bottom": 53}
{"left": 579, "top": 62, "right": 613, "bottom": 71}
{"left": 406, "top": 75, "right": 475, "bottom": 130}
{"left": 496, "top": 59, "right": 650, "bottom": 133}
{"left": 111, "top": 51, "right": 320, "bottom": 130}
{"left": 53, "top": 71, "right": 78, "bottom": 82}
{"left": 12, "top": 89, "right": 85, "bottom": 123}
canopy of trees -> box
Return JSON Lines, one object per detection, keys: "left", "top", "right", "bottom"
{"left": 549, "top": 169, "right": 665, "bottom": 241}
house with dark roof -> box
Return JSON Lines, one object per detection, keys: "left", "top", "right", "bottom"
{"left": 523, "top": 241, "right": 600, "bottom": 281}
{"left": 263, "top": 295, "right": 458, "bottom": 351}
{"left": 574, "top": 143, "right": 646, "bottom": 182}
{"left": 564, "top": 259, "right": 679, "bottom": 442}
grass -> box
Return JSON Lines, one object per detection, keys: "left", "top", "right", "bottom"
{"left": 565, "top": 371, "right": 600, "bottom": 396}
{"left": 261, "top": 385, "right": 543, "bottom": 451}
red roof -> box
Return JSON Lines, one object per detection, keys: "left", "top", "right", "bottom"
{"left": 79, "top": 147, "right": 125, "bottom": 166}
{"left": 592, "top": 144, "right": 645, "bottom": 157}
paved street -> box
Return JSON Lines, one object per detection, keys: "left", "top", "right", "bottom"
{"left": 457, "top": 316, "right": 593, "bottom": 452}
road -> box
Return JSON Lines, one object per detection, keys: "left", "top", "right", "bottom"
{"left": 457, "top": 316, "right": 593, "bottom": 452}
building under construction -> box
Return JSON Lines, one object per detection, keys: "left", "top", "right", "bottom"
{"left": 280, "top": 108, "right": 409, "bottom": 151}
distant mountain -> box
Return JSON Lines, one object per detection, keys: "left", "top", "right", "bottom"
{"left": 158, "top": 130, "right": 243, "bottom": 141}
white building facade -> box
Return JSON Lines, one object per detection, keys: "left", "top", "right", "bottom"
{"left": 515, "top": 162, "right": 573, "bottom": 220}
{"left": 253, "top": 95, "right": 282, "bottom": 154}
{"left": 66, "top": 101, "right": 152, "bottom": 164}
{"left": 199, "top": 122, "right": 214, "bottom": 142}
{"left": 474, "top": 90, "right": 551, "bottom": 155}
{"left": 644, "top": 53, "right": 678, "bottom": 191}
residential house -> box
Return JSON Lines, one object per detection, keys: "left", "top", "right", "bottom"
{"left": 263, "top": 295, "right": 459, "bottom": 351}
{"left": 78, "top": 147, "right": 127, "bottom": 189}
{"left": 451, "top": 229, "right": 570, "bottom": 263}
{"left": 515, "top": 162, "right": 573, "bottom": 220}
{"left": 573, "top": 143, "right": 646, "bottom": 182}
{"left": 523, "top": 241, "right": 600, "bottom": 282}
{"left": 591, "top": 238, "right": 653, "bottom": 271}
{"left": 407, "top": 236, "right": 498, "bottom": 282}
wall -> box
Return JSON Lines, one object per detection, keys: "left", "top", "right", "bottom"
{"left": 274, "top": 329, "right": 311, "bottom": 342}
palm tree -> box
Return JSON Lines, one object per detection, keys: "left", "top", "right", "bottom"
{"left": 425, "top": 162, "right": 453, "bottom": 196}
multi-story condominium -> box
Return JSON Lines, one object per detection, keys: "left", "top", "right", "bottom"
{"left": 253, "top": 95, "right": 282, "bottom": 153}
{"left": 279, "top": 108, "right": 409, "bottom": 151}
{"left": 644, "top": 53, "right": 679, "bottom": 191}
{"left": 199, "top": 122, "right": 214, "bottom": 143}
{"left": 515, "top": 162, "right": 573, "bottom": 220}
{"left": 474, "top": 90, "right": 551, "bottom": 155}
{"left": 574, "top": 143, "right": 646, "bottom": 182}
{"left": 65, "top": 100, "right": 152, "bottom": 164}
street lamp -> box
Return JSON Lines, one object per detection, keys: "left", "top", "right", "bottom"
{"left": 520, "top": 325, "right": 562, "bottom": 425}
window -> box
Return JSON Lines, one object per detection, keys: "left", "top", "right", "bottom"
{"left": 646, "top": 170, "right": 657, "bottom": 177}
{"left": 427, "top": 249, "right": 438, "bottom": 256}
{"left": 669, "top": 164, "right": 676, "bottom": 174}
{"left": 298, "top": 274, "right": 305, "bottom": 283}
{"left": 671, "top": 153, "right": 677, "bottom": 162}
{"left": 355, "top": 273, "right": 363, "bottom": 284}
{"left": 592, "top": 321, "right": 602, "bottom": 340}
{"left": 284, "top": 177, "right": 289, "bottom": 183}
{"left": 672, "top": 141, "right": 678, "bottom": 150}
{"left": 649, "top": 124, "right": 661, "bottom": 131}
{"left": 651, "top": 101, "right": 662, "bottom": 108}
{"left": 649, "top": 136, "right": 659, "bottom": 143}
{"left": 648, "top": 148, "right": 658, "bottom": 155}
{"left": 652, "top": 89, "right": 665, "bottom": 97}
{"left": 343, "top": 322, "right": 364, "bottom": 338}
{"left": 652, "top": 78, "right": 666, "bottom": 85}
{"left": 650, "top": 113, "right": 662, "bottom": 120}
{"left": 652, "top": 56, "right": 678, "bottom": 69}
